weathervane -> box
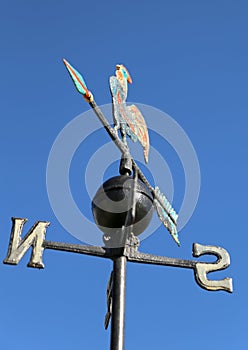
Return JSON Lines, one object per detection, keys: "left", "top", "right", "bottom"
{"left": 3, "top": 60, "right": 233, "bottom": 350}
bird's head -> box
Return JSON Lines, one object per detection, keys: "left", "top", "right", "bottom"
{"left": 116, "top": 64, "right": 132, "bottom": 84}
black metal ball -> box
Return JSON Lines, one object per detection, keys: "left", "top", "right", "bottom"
{"left": 92, "top": 175, "right": 153, "bottom": 236}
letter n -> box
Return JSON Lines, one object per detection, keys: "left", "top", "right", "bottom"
{"left": 3, "top": 218, "right": 50, "bottom": 268}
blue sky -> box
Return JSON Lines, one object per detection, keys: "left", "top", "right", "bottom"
{"left": 0, "top": 1, "right": 246, "bottom": 349}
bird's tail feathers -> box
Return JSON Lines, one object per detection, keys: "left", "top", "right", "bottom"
{"left": 128, "top": 105, "right": 150, "bottom": 163}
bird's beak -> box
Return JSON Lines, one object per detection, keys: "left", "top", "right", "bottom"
{"left": 127, "top": 74, "right": 132, "bottom": 84}
{"left": 125, "top": 68, "right": 132, "bottom": 84}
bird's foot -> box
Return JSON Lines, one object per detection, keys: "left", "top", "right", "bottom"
{"left": 113, "top": 125, "right": 119, "bottom": 136}
{"left": 122, "top": 134, "right": 127, "bottom": 145}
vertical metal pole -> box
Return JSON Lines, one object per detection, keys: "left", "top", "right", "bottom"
{"left": 110, "top": 255, "right": 127, "bottom": 350}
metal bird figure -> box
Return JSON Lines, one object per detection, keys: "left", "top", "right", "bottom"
{"left": 109, "top": 65, "right": 150, "bottom": 163}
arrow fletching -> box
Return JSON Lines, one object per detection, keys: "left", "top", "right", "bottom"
{"left": 63, "top": 58, "right": 93, "bottom": 101}
{"left": 154, "top": 187, "right": 180, "bottom": 246}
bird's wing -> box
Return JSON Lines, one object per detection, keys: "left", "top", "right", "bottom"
{"left": 153, "top": 187, "right": 180, "bottom": 246}
{"left": 127, "top": 105, "right": 150, "bottom": 163}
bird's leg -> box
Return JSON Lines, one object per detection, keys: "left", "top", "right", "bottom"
{"left": 112, "top": 100, "right": 120, "bottom": 136}
{"left": 114, "top": 124, "right": 119, "bottom": 135}
{"left": 121, "top": 131, "right": 127, "bottom": 145}
{"left": 122, "top": 134, "right": 126, "bottom": 144}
